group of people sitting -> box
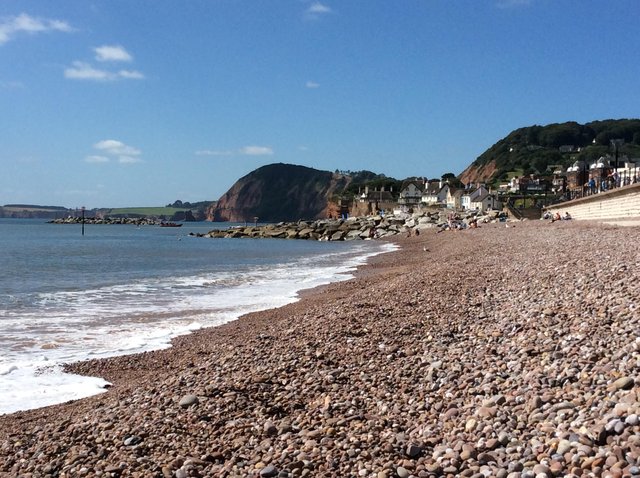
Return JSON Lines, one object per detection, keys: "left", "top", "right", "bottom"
{"left": 543, "top": 211, "right": 572, "bottom": 222}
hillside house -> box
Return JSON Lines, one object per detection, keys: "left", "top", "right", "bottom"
{"left": 566, "top": 160, "right": 589, "bottom": 197}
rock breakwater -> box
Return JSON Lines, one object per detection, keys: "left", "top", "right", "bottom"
{"left": 1, "top": 221, "right": 639, "bottom": 478}
{"left": 49, "top": 217, "right": 165, "bottom": 226}
{"left": 193, "top": 210, "right": 508, "bottom": 241}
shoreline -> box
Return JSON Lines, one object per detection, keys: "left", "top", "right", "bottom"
{"left": 2, "top": 220, "right": 640, "bottom": 477}
{"left": 0, "top": 234, "right": 393, "bottom": 416}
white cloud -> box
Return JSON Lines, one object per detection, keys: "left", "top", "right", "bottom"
{"left": 195, "top": 150, "right": 234, "bottom": 156}
{"left": 94, "top": 139, "right": 141, "bottom": 156}
{"left": 94, "top": 45, "right": 132, "bottom": 62}
{"left": 306, "top": 80, "right": 320, "bottom": 89}
{"left": 240, "top": 146, "right": 274, "bottom": 156}
{"left": 85, "top": 155, "right": 110, "bottom": 163}
{"left": 65, "top": 61, "right": 144, "bottom": 81}
{"left": 117, "top": 69, "right": 144, "bottom": 79}
{"left": 65, "top": 61, "right": 111, "bottom": 81}
{"left": 88, "top": 139, "right": 142, "bottom": 164}
{"left": 196, "top": 146, "right": 274, "bottom": 157}
{"left": 0, "top": 13, "right": 72, "bottom": 45}
{"left": 307, "top": 2, "right": 332, "bottom": 15}
{"left": 66, "top": 45, "right": 143, "bottom": 81}
{"left": 304, "top": 2, "right": 333, "bottom": 19}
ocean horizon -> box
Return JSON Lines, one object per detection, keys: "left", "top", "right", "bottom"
{"left": 0, "top": 218, "right": 396, "bottom": 415}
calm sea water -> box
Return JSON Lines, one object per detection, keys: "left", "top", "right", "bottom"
{"left": 0, "top": 219, "right": 395, "bottom": 415}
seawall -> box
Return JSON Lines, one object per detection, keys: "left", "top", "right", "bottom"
{"left": 546, "top": 182, "right": 640, "bottom": 220}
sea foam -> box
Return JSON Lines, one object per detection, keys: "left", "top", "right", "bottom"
{"left": 0, "top": 240, "right": 397, "bottom": 415}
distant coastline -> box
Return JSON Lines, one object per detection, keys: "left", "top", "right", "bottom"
{"left": 0, "top": 204, "right": 209, "bottom": 221}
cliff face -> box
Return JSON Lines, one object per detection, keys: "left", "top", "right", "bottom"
{"left": 207, "top": 163, "right": 351, "bottom": 222}
{"left": 458, "top": 159, "right": 498, "bottom": 185}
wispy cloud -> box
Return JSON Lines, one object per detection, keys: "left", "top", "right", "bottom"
{"left": 0, "top": 13, "right": 72, "bottom": 45}
{"left": 94, "top": 139, "right": 141, "bottom": 156}
{"left": 86, "top": 139, "right": 143, "bottom": 164}
{"left": 0, "top": 80, "right": 24, "bottom": 89}
{"left": 304, "top": 2, "right": 333, "bottom": 19}
{"left": 94, "top": 45, "right": 133, "bottom": 62}
{"left": 306, "top": 80, "right": 320, "bottom": 89}
{"left": 195, "top": 150, "right": 234, "bottom": 156}
{"left": 65, "top": 60, "right": 144, "bottom": 81}
{"left": 65, "top": 61, "right": 111, "bottom": 81}
{"left": 66, "top": 46, "right": 144, "bottom": 81}
{"left": 117, "top": 69, "right": 144, "bottom": 80}
{"left": 85, "top": 155, "right": 110, "bottom": 163}
{"left": 239, "top": 146, "right": 274, "bottom": 156}
{"left": 196, "top": 146, "right": 274, "bottom": 157}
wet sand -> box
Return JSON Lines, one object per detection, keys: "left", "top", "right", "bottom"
{"left": 1, "top": 220, "right": 639, "bottom": 478}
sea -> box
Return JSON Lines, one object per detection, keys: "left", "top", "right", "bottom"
{"left": 0, "top": 218, "right": 396, "bottom": 416}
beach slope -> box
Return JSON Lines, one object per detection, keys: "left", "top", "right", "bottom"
{"left": 1, "top": 221, "right": 639, "bottom": 477}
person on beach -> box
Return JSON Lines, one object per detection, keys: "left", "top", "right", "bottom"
{"left": 563, "top": 212, "right": 572, "bottom": 220}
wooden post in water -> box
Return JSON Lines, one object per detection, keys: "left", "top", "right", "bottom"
{"left": 81, "top": 206, "right": 85, "bottom": 236}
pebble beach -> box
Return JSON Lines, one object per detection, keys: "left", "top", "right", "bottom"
{"left": 1, "top": 220, "right": 639, "bottom": 478}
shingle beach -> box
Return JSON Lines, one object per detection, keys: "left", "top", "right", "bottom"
{"left": 1, "top": 220, "right": 639, "bottom": 478}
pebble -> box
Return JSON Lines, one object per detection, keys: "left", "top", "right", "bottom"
{"left": 260, "top": 465, "right": 278, "bottom": 477}
{"left": 1, "top": 222, "right": 639, "bottom": 478}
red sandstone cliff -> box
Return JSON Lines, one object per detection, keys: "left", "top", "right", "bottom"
{"left": 206, "top": 163, "right": 351, "bottom": 222}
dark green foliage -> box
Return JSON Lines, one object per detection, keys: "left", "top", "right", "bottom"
{"left": 165, "top": 199, "right": 212, "bottom": 210}
{"left": 471, "top": 119, "right": 640, "bottom": 182}
{"left": 342, "top": 171, "right": 402, "bottom": 199}
{"left": 442, "top": 172, "right": 464, "bottom": 188}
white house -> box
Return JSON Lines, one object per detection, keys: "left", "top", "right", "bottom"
{"left": 398, "top": 181, "right": 424, "bottom": 205}
{"left": 447, "top": 188, "right": 462, "bottom": 209}
{"left": 460, "top": 186, "right": 489, "bottom": 210}
{"left": 470, "top": 191, "right": 502, "bottom": 212}
{"left": 421, "top": 181, "right": 449, "bottom": 205}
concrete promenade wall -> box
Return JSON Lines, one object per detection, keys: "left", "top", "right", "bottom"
{"left": 546, "top": 183, "right": 640, "bottom": 220}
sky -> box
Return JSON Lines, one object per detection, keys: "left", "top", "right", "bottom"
{"left": 1, "top": 0, "right": 639, "bottom": 208}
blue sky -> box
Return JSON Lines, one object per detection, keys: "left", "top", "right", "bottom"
{"left": 1, "top": 0, "right": 639, "bottom": 208}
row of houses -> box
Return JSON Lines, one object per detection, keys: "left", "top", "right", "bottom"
{"left": 357, "top": 180, "right": 502, "bottom": 214}
{"left": 497, "top": 156, "right": 639, "bottom": 199}
{"left": 352, "top": 153, "right": 640, "bottom": 216}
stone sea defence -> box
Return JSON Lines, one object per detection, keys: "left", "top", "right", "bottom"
{"left": 49, "top": 217, "right": 163, "bottom": 226}
{"left": 193, "top": 210, "right": 508, "bottom": 241}
{"left": 1, "top": 221, "right": 639, "bottom": 478}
